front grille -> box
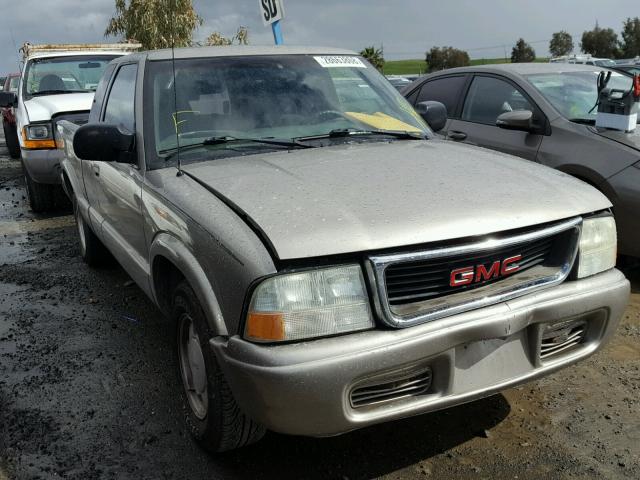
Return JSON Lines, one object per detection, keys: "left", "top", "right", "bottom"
{"left": 540, "top": 321, "right": 587, "bottom": 360}
{"left": 385, "top": 234, "right": 554, "bottom": 306}
{"left": 368, "top": 217, "right": 581, "bottom": 328}
{"left": 350, "top": 367, "right": 432, "bottom": 408}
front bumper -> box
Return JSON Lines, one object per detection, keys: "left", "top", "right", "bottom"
{"left": 212, "top": 269, "right": 629, "bottom": 437}
{"left": 21, "top": 148, "right": 63, "bottom": 184}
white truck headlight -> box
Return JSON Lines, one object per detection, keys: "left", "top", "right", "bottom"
{"left": 22, "top": 123, "right": 56, "bottom": 149}
{"left": 26, "top": 124, "right": 51, "bottom": 140}
{"left": 576, "top": 215, "right": 617, "bottom": 278}
{"left": 245, "top": 265, "right": 374, "bottom": 342}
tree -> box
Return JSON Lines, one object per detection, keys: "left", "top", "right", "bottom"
{"left": 205, "top": 26, "right": 249, "bottom": 46}
{"left": 620, "top": 17, "right": 640, "bottom": 58}
{"left": 360, "top": 46, "right": 385, "bottom": 71}
{"left": 511, "top": 38, "right": 536, "bottom": 63}
{"left": 425, "top": 46, "right": 470, "bottom": 72}
{"left": 549, "top": 31, "right": 574, "bottom": 57}
{"left": 581, "top": 22, "right": 619, "bottom": 58}
{"left": 105, "top": 0, "right": 203, "bottom": 50}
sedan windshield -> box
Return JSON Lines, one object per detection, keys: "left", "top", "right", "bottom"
{"left": 526, "top": 70, "right": 633, "bottom": 122}
{"left": 24, "top": 55, "right": 118, "bottom": 96}
{"left": 146, "top": 54, "right": 429, "bottom": 168}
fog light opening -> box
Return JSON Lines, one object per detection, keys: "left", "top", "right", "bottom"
{"left": 540, "top": 320, "right": 588, "bottom": 360}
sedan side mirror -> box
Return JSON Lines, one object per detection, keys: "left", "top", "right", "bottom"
{"left": 0, "top": 91, "right": 17, "bottom": 108}
{"left": 415, "top": 101, "right": 448, "bottom": 132}
{"left": 73, "top": 124, "right": 135, "bottom": 163}
{"left": 496, "top": 110, "right": 534, "bottom": 132}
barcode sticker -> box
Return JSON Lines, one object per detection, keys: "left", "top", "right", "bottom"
{"left": 314, "top": 56, "right": 367, "bottom": 68}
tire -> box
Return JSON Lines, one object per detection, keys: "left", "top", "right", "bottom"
{"left": 173, "top": 281, "right": 265, "bottom": 453}
{"left": 2, "top": 121, "right": 20, "bottom": 159}
{"left": 73, "top": 197, "right": 109, "bottom": 266}
{"left": 23, "top": 163, "right": 54, "bottom": 213}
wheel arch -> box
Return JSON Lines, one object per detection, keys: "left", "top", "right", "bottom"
{"left": 555, "top": 164, "right": 617, "bottom": 203}
{"left": 150, "top": 232, "right": 228, "bottom": 337}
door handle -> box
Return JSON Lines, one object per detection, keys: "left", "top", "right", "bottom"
{"left": 448, "top": 131, "right": 467, "bottom": 141}
{"left": 92, "top": 165, "right": 100, "bottom": 177}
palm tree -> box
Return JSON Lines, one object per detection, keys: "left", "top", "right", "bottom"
{"left": 360, "top": 46, "right": 385, "bottom": 72}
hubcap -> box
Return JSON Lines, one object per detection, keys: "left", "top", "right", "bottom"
{"left": 178, "top": 314, "right": 208, "bottom": 420}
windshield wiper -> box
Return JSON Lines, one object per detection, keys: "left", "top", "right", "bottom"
{"left": 297, "top": 128, "right": 427, "bottom": 141}
{"left": 203, "top": 136, "right": 314, "bottom": 148}
{"left": 569, "top": 118, "right": 596, "bottom": 125}
{"left": 160, "top": 136, "right": 314, "bottom": 162}
{"left": 30, "top": 89, "right": 89, "bottom": 96}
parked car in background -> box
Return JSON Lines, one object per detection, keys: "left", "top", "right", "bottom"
{"left": 613, "top": 64, "right": 640, "bottom": 76}
{"left": 0, "top": 43, "right": 139, "bottom": 212}
{"left": 2, "top": 73, "right": 21, "bottom": 158}
{"left": 550, "top": 54, "right": 616, "bottom": 67}
{"left": 57, "top": 46, "right": 629, "bottom": 453}
{"left": 403, "top": 63, "right": 640, "bottom": 258}
{"left": 385, "top": 75, "right": 413, "bottom": 91}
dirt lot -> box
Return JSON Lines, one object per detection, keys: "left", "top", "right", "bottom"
{"left": 0, "top": 132, "right": 638, "bottom": 480}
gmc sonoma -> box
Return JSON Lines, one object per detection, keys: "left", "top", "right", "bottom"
{"left": 57, "top": 46, "right": 629, "bottom": 453}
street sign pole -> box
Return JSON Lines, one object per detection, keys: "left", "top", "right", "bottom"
{"left": 272, "top": 20, "right": 283, "bottom": 45}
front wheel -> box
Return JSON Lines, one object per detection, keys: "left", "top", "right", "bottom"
{"left": 73, "top": 197, "right": 109, "bottom": 266}
{"left": 23, "top": 164, "right": 54, "bottom": 213}
{"left": 173, "top": 281, "right": 265, "bottom": 453}
{"left": 3, "top": 121, "right": 20, "bottom": 159}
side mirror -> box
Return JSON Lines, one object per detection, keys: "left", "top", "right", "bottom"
{"left": 0, "top": 91, "right": 17, "bottom": 108}
{"left": 73, "top": 124, "right": 135, "bottom": 163}
{"left": 415, "top": 101, "right": 448, "bottom": 132}
{"left": 496, "top": 110, "right": 534, "bottom": 132}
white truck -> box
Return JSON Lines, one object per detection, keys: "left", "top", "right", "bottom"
{"left": 0, "top": 43, "right": 139, "bottom": 211}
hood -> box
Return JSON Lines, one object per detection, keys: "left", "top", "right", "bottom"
{"left": 182, "top": 140, "right": 611, "bottom": 260}
{"left": 24, "top": 92, "right": 94, "bottom": 122}
{"left": 592, "top": 125, "right": 640, "bottom": 152}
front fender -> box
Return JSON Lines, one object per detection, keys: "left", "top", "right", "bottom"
{"left": 149, "top": 232, "right": 228, "bottom": 336}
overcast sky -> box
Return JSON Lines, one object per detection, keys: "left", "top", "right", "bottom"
{"left": 0, "top": 0, "right": 637, "bottom": 74}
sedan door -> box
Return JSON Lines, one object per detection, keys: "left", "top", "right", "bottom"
{"left": 446, "top": 75, "right": 545, "bottom": 160}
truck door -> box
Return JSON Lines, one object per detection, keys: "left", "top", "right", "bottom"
{"left": 86, "top": 63, "right": 148, "bottom": 287}
{"left": 446, "top": 75, "right": 544, "bottom": 160}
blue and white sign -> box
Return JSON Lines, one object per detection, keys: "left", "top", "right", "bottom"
{"left": 259, "top": 0, "right": 284, "bottom": 26}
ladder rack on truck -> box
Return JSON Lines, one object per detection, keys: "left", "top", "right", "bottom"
{"left": 20, "top": 43, "right": 141, "bottom": 59}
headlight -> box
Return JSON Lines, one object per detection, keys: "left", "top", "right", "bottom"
{"left": 576, "top": 215, "right": 617, "bottom": 278}
{"left": 245, "top": 265, "right": 374, "bottom": 343}
{"left": 22, "top": 123, "right": 55, "bottom": 149}
{"left": 26, "top": 124, "right": 51, "bottom": 140}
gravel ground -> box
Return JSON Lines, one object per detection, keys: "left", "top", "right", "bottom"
{"left": 0, "top": 131, "right": 638, "bottom": 480}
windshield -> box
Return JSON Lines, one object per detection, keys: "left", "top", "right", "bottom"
{"left": 24, "top": 55, "right": 118, "bottom": 96}
{"left": 145, "top": 54, "right": 429, "bottom": 168}
{"left": 526, "top": 70, "right": 633, "bottom": 122}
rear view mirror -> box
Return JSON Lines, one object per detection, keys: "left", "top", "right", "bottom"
{"left": 79, "top": 62, "right": 101, "bottom": 69}
{"left": 73, "top": 124, "right": 135, "bottom": 163}
{"left": 415, "top": 101, "right": 447, "bottom": 132}
{"left": 0, "top": 91, "right": 17, "bottom": 108}
{"left": 496, "top": 110, "right": 534, "bottom": 132}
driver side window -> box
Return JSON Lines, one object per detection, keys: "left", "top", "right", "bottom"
{"left": 103, "top": 64, "right": 138, "bottom": 133}
{"left": 462, "top": 76, "right": 533, "bottom": 125}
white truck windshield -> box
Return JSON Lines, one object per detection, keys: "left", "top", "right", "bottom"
{"left": 25, "top": 55, "right": 118, "bottom": 96}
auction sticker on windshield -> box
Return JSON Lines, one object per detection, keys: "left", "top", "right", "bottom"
{"left": 314, "top": 56, "right": 367, "bottom": 68}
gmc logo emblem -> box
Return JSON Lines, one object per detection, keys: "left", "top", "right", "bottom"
{"left": 449, "top": 255, "right": 522, "bottom": 287}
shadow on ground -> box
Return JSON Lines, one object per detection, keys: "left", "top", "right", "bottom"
{"left": 215, "top": 394, "right": 510, "bottom": 480}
